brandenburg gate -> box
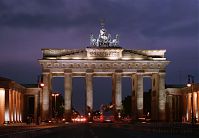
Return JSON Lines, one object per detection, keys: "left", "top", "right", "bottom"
{"left": 39, "top": 25, "right": 170, "bottom": 122}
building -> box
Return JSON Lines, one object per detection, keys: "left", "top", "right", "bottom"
{"left": 0, "top": 77, "right": 41, "bottom": 124}
{"left": 38, "top": 24, "right": 170, "bottom": 122}
{"left": 166, "top": 84, "right": 199, "bottom": 123}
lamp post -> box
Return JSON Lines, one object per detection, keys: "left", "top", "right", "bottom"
{"left": 187, "top": 74, "right": 195, "bottom": 125}
{"left": 52, "top": 93, "right": 59, "bottom": 117}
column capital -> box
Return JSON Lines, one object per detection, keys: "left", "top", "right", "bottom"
{"left": 137, "top": 70, "right": 145, "bottom": 73}
{"left": 42, "top": 72, "right": 50, "bottom": 75}
{"left": 42, "top": 69, "right": 50, "bottom": 73}
{"left": 114, "top": 69, "right": 123, "bottom": 73}
{"left": 159, "top": 70, "right": 166, "bottom": 73}
{"left": 64, "top": 69, "right": 72, "bottom": 74}
{"left": 86, "top": 69, "right": 94, "bottom": 73}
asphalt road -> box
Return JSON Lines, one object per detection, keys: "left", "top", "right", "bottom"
{"left": 0, "top": 123, "right": 199, "bottom": 138}
{"left": 32, "top": 123, "right": 199, "bottom": 138}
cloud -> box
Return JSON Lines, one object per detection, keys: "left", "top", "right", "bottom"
{"left": 0, "top": 0, "right": 197, "bottom": 39}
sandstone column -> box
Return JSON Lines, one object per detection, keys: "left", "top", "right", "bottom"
{"left": 131, "top": 74, "right": 137, "bottom": 121}
{"left": 197, "top": 92, "right": 199, "bottom": 122}
{"left": 9, "top": 90, "right": 13, "bottom": 122}
{"left": 19, "top": 92, "right": 21, "bottom": 122}
{"left": 132, "top": 74, "right": 143, "bottom": 120}
{"left": 13, "top": 90, "right": 16, "bottom": 122}
{"left": 112, "top": 74, "right": 116, "bottom": 109}
{"left": 187, "top": 94, "right": 192, "bottom": 121}
{"left": 167, "top": 95, "right": 173, "bottom": 122}
{"left": 112, "top": 72, "right": 122, "bottom": 119}
{"left": 86, "top": 72, "right": 93, "bottom": 114}
{"left": 11, "top": 90, "right": 14, "bottom": 122}
{"left": 64, "top": 70, "right": 72, "bottom": 121}
{"left": 16, "top": 91, "right": 18, "bottom": 122}
{"left": 159, "top": 73, "right": 166, "bottom": 121}
{"left": 39, "top": 88, "right": 43, "bottom": 120}
{"left": 4, "top": 89, "right": 10, "bottom": 123}
{"left": 151, "top": 73, "right": 166, "bottom": 121}
{"left": 42, "top": 72, "right": 51, "bottom": 121}
{"left": 34, "top": 94, "right": 38, "bottom": 124}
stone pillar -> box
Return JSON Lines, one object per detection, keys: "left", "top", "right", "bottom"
{"left": 64, "top": 70, "right": 72, "bottom": 121}
{"left": 167, "top": 95, "right": 173, "bottom": 122}
{"left": 34, "top": 94, "right": 38, "bottom": 124}
{"left": 4, "top": 89, "right": 10, "bottom": 123}
{"left": 39, "top": 89, "right": 43, "bottom": 121}
{"left": 18, "top": 92, "right": 21, "bottom": 122}
{"left": 131, "top": 74, "right": 137, "bottom": 121}
{"left": 187, "top": 93, "right": 192, "bottom": 121}
{"left": 193, "top": 92, "right": 198, "bottom": 122}
{"left": 173, "top": 96, "right": 177, "bottom": 121}
{"left": 132, "top": 74, "right": 143, "bottom": 120}
{"left": 197, "top": 92, "right": 199, "bottom": 122}
{"left": 11, "top": 90, "right": 14, "bottom": 122}
{"left": 18, "top": 92, "right": 20, "bottom": 122}
{"left": 112, "top": 74, "right": 116, "bottom": 109}
{"left": 182, "top": 94, "right": 187, "bottom": 123}
{"left": 21, "top": 93, "right": 24, "bottom": 122}
{"left": 86, "top": 72, "right": 93, "bottom": 114}
{"left": 42, "top": 72, "right": 51, "bottom": 121}
{"left": 151, "top": 73, "right": 166, "bottom": 121}
{"left": 158, "top": 73, "right": 166, "bottom": 121}
{"left": 112, "top": 72, "right": 122, "bottom": 119}
{"left": 0, "top": 88, "right": 5, "bottom": 124}
{"left": 16, "top": 91, "right": 18, "bottom": 122}
{"left": 13, "top": 90, "right": 16, "bottom": 122}
{"left": 9, "top": 90, "right": 13, "bottom": 122}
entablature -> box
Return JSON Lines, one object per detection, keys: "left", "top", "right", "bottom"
{"left": 39, "top": 59, "right": 169, "bottom": 71}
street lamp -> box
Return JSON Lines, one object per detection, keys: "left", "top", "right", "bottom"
{"left": 187, "top": 74, "right": 195, "bottom": 125}
{"left": 52, "top": 93, "right": 59, "bottom": 116}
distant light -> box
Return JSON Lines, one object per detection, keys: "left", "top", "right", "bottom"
{"left": 40, "top": 83, "right": 45, "bottom": 87}
{"left": 187, "top": 83, "right": 191, "bottom": 87}
{"left": 52, "top": 93, "right": 59, "bottom": 96}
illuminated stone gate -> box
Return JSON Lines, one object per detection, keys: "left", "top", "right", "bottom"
{"left": 39, "top": 25, "right": 170, "bottom": 122}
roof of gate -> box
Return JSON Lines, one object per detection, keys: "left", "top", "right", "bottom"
{"left": 41, "top": 48, "right": 167, "bottom": 61}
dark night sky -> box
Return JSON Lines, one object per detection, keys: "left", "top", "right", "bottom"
{"left": 0, "top": 0, "right": 198, "bottom": 112}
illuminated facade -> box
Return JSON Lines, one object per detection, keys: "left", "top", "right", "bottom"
{"left": 0, "top": 77, "right": 41, "bottom": 124}
{"left": 39, "top": 25, "right": 170, "bottom": 121}
{"left": 0, "top": 77, "right": 25, "bottom": 124}
{"left": 166, "top": 84, "right": 199, "bottom": 123}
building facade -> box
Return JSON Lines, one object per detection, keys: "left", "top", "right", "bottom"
{"left": 38, "top": 25, "right": 170, "bottom": 122}
{"left": 0, "top": 77, "right": 41, "bottom": 125}
{"left": 0, "top": 77, "right": 25, "bottom": 124}
{"left": 166, "top": 84, "right": 199, "bottom": 123}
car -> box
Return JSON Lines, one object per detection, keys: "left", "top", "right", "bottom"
{"left": 102, "top": 111, "right": 114, "bottom": 123}
{"left": 72, "top": 116, "right": 87, "bottom": 123}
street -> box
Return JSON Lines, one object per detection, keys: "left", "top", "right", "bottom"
{"left": 0, "top": 122, "right": 199, "bottom": 138}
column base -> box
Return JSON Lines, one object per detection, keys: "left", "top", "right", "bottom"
{"left": 86, "top": 108, "right": 93, "bottom": 122}
{"left": 64, "top": 110, "right": 72, "bottom": 122}
{"left": 114, "top": 109, "right": 122, "bottom": 121}
{"left": 131, "top": 114, "right": 138, "bottom": 122}
{"left": 3, "top": 121, "right": 10, "bottom": 125}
